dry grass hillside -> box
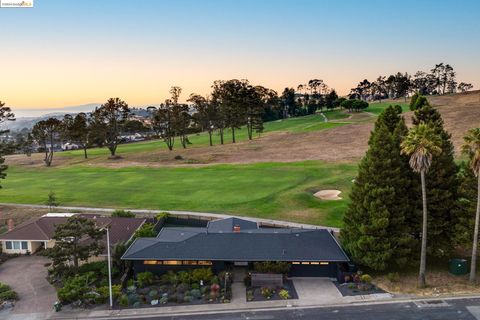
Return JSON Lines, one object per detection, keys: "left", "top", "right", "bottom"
{"left": 7, "top": 91, "right": 480, "bottom": 168}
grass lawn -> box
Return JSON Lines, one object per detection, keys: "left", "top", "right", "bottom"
{"left": 0, "top": 161, "right": 357, "bottom": 227}
{"left": 364, "top": 101, "right": 410, "bottom": 115}
{"left": 60, "top": 110, "right": 350, "bottom": 158}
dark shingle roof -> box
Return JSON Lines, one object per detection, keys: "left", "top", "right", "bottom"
{"left": 122, "top": 229, "right": 349, "bottom": 262}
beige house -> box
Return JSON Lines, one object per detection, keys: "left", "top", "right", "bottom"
{"left": 0, "top": 213, "right": 146, "bottom": 255}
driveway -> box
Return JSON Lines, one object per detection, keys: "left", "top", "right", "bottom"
{"left": 292, "top": 278, "right": 343, "bottom": 304}
{"left": 0, "top": 256, "right": 57, "bottom": 314}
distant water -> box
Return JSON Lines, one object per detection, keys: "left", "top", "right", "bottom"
{"left": 11, "top": 104, "right": 101, "bottom": 118}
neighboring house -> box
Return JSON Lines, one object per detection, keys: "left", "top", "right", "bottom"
{"left": 122, "top": 217, "right": 349, "bottom": 278}
{"left": 0, "top": 213, "right": 146, "bottom": 256}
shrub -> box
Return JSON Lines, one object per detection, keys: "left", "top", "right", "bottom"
{"left": 127, "top": 279, "right": 135, "bottom": 287}
{"left": 253, "top": 262, "right": 290, "bottom": 274}
{"left": 183, "top": 295, "right": 193, "bottom": 303}
{"left": 176, "top": 293, "right": 184, "bottom": 303}
{"left": 57, "top": 274, "right": 94, "bottom": 304}
{"left": 119, "top": 294, "right": 129, "bottom": 306}
{"left": 96, "top": 285, "right": 121, "bottom": 304}
{"left": 168, "top": 294, "right": 177, "bottom": 303}
{"left": 159, "top": 295, "right": 168, "bottom": 304}
{"left": 137, "top": 272, "right": 154, "bottom": 288}
{"left": 176, "top": 283, "right": 189, "bottom": 294}
{"left": 211, "top": 276, "right": 219, "bottom": 285}
{"left": 161, "top": 271, "right": 179, "bottom": 286}
{"left": 111, "top": 210, "right": 135, "bottom": 218}
{"left": 191, "top": 268, "right": 214, "bottom": 284}
{"left": 260, "top": 287, "right": 274, "bottom": 299}
{"left": 132, "top": 223, "right": 157, "bottom": 239}
{"left": 387, "top": 272, "right": 400, "bottom": 283}
{"left": 148, "top": 289, "right": 158, "bottom": 299}
{"left": 155, "top": 212, "right": 169, "bottom": 221}
{"left": 178, "top": 271, "right": 192, "bottom": 285}
{"left": 246, "top": 290, "right": 254, "bottom": 301}
{"left": 127, "top": 293, "right": 139, "bottom": 305}
{"left": 0, "top": 283, "right": 12, "bottom": 294}
{"left": 191, "top": 283, "right": 200, "bottom": 290}
{"left": 279, "top": 289, "right": 290, "bottom": 300}
{"left": 190, "top": 289, "right": 201, "bottom": 299}
{"left": 360, "top": 274, "right": 372, "bottom": 284}
{"left": 0, "top": 290, "right": 17, "bottom": 301}
{"left": 77, "top": 261, "right": 119, "bottom": 280}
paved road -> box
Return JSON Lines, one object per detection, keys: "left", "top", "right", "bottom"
{"left": 140, "top": 298, "right": 480, "bottom": 320}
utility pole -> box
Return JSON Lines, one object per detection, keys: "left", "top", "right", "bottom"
{"left": 106, "top": 227, "right": 113, "bottom": 309}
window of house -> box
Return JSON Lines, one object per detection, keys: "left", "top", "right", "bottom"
{"left": 21, "top": 241, "right": 28, "bottom": 250}
{"left": 183, "top": 261, "right": 197, "bottom": 265}
{"left": 320, "top": 262, "right": 329, "bottom": 265}
{"left": 163, "top": 260, "right": 182, "bottom": 265}
{"left": 292, "top": 262, "right": 300, "bottom": 265}
{"left": 310, "top": 262, "right": 320, "bottom": 265}
{"left": 197, "top": 261, "right": 212, "bottom": 266}
{"left": 143, "top": 260, "right": 158, "bottom": 265}
{"left": 12, "top": 241, "right": 20, "bottom": 250}
{"left": 301, "top": 262, "right": 310, "bottom": 265}
{"left": 5, "top": 241, "right": 12, "bottom": 249}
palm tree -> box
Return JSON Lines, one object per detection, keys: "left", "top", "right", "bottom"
{"left": 401, "top": 123, "right": 442, "bottom": 288}
{"left": 462, "top": 128, "right": 480, "bottom": 282}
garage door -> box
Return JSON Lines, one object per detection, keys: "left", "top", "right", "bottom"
{"left": 289, "top": 263, "right": 338, "bottom": 277}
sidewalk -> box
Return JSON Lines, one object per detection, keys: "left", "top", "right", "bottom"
{"left": 0, "top": 202, "right": 340, "bottom": 232}
{"left": 5, "top": 292, "right": 480, "bottom": 320}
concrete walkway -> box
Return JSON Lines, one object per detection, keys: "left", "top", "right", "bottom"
{"left": 293, "top": 278, "right": 343, "bottom": 305}
{"left": 0, "top": 202, "right": 340, "bottom": 232}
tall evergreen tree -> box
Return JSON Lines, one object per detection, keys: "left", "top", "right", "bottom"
{"left": 341, "top": 106, "right": 415, "bottom": 270}
{"left": 411, "top": 105, "right": 459, "bottom": 257}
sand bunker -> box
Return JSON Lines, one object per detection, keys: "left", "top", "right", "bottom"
{"left": 314, "top": 190, "right": 342, "bottom": 200}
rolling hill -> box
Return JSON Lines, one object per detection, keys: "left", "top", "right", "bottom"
{"left": 2, "top": 92, "right": 478, "bottom": 227}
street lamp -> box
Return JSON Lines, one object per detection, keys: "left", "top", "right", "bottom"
{"left": 102, "top": 227, "right": 113, "bottom": 309}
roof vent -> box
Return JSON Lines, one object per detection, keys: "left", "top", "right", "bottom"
{"left": 233, "top": 225, "right": 241, "bottom": 233}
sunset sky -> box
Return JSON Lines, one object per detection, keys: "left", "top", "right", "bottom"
{"left": 1, "top": 0, "right": 479, "bottom": 111}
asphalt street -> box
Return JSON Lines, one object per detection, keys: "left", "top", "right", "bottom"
{"left": 145, "top": 298, "right": 480, "bottom": 320}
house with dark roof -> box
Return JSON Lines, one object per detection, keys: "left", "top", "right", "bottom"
{"left": 0, "top": 213, "right": 146, "bottom": 256}
{"left": 122, "top": 217, "right": 349, "bottom": 278}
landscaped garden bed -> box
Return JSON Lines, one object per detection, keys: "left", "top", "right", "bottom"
{"left": 118, "top": 268, "right": 232, "bottom": 308}
{"left": 244, "top": 261, "right": 297, "bottom": 302}
{"left": 335, "top": 272, "right": 385, "bottom": 296}
{"left": 246, "top": 279, "right": 298, "bottom": 302}
{"left": 0, "top": 282, "right": 18, "bottom": 311}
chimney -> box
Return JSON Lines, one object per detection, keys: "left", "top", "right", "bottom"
{"left": 233, "top": 225, "right": 241, "bottom": 233}
{"left": 7, "top": 219, "right": 14, "bottom": 231}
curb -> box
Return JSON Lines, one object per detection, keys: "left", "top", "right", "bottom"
{"left": 47, "top": 294, "right": 480, "bottom": 319}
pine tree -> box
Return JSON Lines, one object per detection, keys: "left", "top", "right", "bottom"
{"left": 454, "top": 163, "right": 478, "bottom": 247}
{"left": 341, "top": 106, "right": 415, "bottom": 270}
{"left": 411, "top": 104, "right": 459, "bottom": 257}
